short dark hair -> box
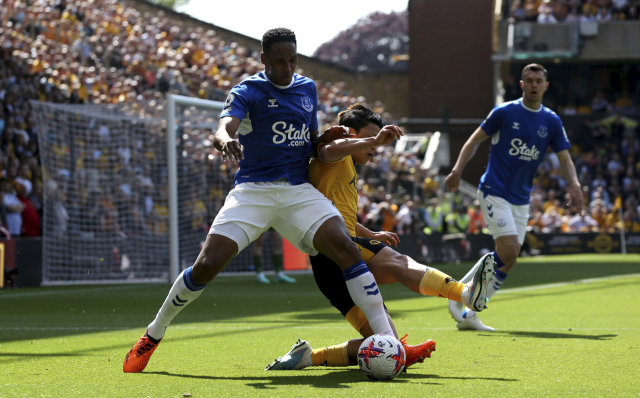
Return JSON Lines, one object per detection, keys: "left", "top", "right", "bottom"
{"left": 522, "top": 63, "right": 548, "bottom": 80}
{"left": 338, "top": 104, "right": 384, "bottom": 132}
{"left": 262, "top": 28, "right": 296, "bottom": 54}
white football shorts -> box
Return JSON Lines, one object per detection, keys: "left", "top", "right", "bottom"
{"left": 478, "top": 190, "right": 529, "bottom": 245}
{"left": 209, "top": 180, "right": 342, "bottom": 255}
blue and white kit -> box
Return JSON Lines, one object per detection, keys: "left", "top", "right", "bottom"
{"left": 210, "top": 72, "right": 340, "bottom": 254}
{"left": 478, "top": 99, "right": 571, "bottom": 243}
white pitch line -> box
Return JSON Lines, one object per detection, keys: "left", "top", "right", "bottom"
{"left": 0, "top": 285, "right": 154, "bottom": 299}
{"left": 496, "top": 273, "right": 640, "bottom": 295}
{"left": 1, "top": 272, "right": 638, "bottom": 300}
{"left": 1, "top": 326, "right": 639, "bottom": 332}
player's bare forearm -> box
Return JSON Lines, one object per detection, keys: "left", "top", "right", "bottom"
{"left": 445, "top": 127, "right": 489, "bottom": 191}
{"left": 356, "top": 223, "right": 400, "bottom": 247}
{"left": 214, "top": 116, "right": 243, "bottom": 162}
{"left": 557, "top": 150, "right": 580, "bottom": 186}
{"left": 452, "top": 127, "right": 489, "bottom": 173}
{"left": 557, "top": 150, "right": 583, "bottom": 213}
{"left": 319, "top": 125, "right": 402, "bottom": 162}
{"left": 356, "top": 222, "right": 375, "bottom": 239}
{"left": 320, "top": 137, "right": 377, "bottom": 162}
{"left": 213, "top": 117, "right": 240, "bottom": 150}
{"left": 311, "top": 126, "right": 350, "bottom": 157}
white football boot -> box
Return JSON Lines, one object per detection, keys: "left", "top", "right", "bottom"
{"left": 448, "top": 300, "right": 464, "bottom": 323}
{"left": 465, "top": 253, "right": 495, "bottom": 312}
{"left": 456, "top": 308, "right": 495, "bottom": 332}
{"left": 265, "top": 339, "right": 312, "bottom": 370}
{"left": 448, "top": 252, "right": 495, "bottom": 322}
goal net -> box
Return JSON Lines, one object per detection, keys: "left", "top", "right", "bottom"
{"left": 31, "top": 96, "right": 293, "bottom": 284}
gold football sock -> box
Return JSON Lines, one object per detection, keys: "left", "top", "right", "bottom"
{"left": 345, "top": 306, "right": 368, "bottom": 334}
{"left": 311, "top": 342, "right": 349, "bottom": 367}
{"left": 419, "top": 268, "right": 464, "bottom": 302}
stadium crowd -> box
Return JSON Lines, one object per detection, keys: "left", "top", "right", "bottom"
{"left": 0, "top": 0, "right": 639, "bottom": 241}
{"left": 503, "top": 0, "right": 640, "bottom": 23}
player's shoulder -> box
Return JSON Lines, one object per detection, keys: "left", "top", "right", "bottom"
{"left": 498, "top": 99, "right": 523, "bottom": 112}
{"left": 234, "top": 72, "right": 267, "bottom": 88}
{"left": 487, "top": 99, "right": 519, "bottom": 117}
{"left": 291, "top": 73, "right": 316, "bottom": 89}
{"left": 541, "top": 105, "right": 562, "bottom": 122}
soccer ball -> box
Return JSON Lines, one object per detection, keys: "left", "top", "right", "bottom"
{"left": 358, "top": 334, "right": 406, "bottom": 380}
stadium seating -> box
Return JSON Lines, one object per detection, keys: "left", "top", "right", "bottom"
{"left": 0, "top": 0, "right": 639, "bottom": 243}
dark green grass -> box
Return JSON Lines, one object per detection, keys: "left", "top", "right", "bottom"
{"left": 1, "top": 254, "right": 639, "bottom": 397}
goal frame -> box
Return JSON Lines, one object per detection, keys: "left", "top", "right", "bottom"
{"left": 166, "top": 94, "right": 225, "bottom": 282}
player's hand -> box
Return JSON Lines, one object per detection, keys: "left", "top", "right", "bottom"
{"left": 374, "top": 125, "right": 404, "bottom": 146}
{"left": 566, "top": 183, "right": 584, "bottom": 215}
{"left": 220, "top": 139, "right": 244, "bottom": 163}
{"left": 312, "top": 126, "right": 350, "bottom": 156}
{"left": 444, "top": 170, "right": 461, "bottom": 192}
{"left": 369, "top": 231, "right": 400, "bottom": 247}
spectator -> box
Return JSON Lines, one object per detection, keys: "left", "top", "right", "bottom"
{"left": 567, "top": 211, "right": 598, "bottom": 232}
{"left": 541, "top": 209, "right": 563, "bottom": 233}
{"left": 395, "top": 200, "right": 414, "bottom": 234}
{"left": 2, "top": 180, "right": 24, "bottom": 236}
{"left": 423, "top": 197, "right": 444, "bottom": 234}
{"left": 16, "top": 180, "right": 40, "bottom": 237}
{"left": 596, "top": 7, "right": 612, "bottom": 21}
{"left": 591, "top": 91, "right": 610, "bottom": 114}
{"left": 565, "top": 7, "right": 581, "bottom": 22}
{"left": 445, "top": 204, "right": 470, "bottom": 234}
{"left": 538, "top": 5, "right": 558, "bottom": 23}
{"left": 562, "top": 102, "right": 578, "bottom": 115}
{"left": 468, "top": 200, "right": 486, "bottom": 234}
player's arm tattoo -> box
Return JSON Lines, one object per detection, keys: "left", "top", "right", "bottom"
{"left": 356, "top": 222, "right": 373, "bottom": 239}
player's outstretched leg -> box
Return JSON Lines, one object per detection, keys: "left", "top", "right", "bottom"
{"left": 366, "top": 246, "right": 493, "bottom": 312}
{"left": 266, "top": 335, "right": 436, "bottom": 371}
{"left": 123, "top": 266, "right": 206, "bottom": 373}
{"left": 313, "top": 217, "right": 394, "bottom": 336}
{"left": 123, "top": 234, "right": 237, "bottom": 373}
{"left": 449, "top": 252, "right": 498, "bottom": 331}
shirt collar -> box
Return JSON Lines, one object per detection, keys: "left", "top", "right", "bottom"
{"left": 261, "top": 71, "right": 295, "bottom": 89}
{"left": 519, "top": 98, "right": 542, "bottom": 113}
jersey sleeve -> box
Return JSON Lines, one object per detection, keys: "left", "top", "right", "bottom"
{"left": 220, "top": 83, "right": 254, "bottom": 120}
{"left": 310, "top": 83, "right": 319, "bottom": 132}
{"left": 550, "top": 115, "right": 571, "bottom": 153}
{"left": 480, "top": 106, "right": 503, "bottom": 136}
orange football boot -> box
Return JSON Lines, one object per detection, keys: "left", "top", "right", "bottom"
{"left": 123, "top": 332, "right": 162, "bottom": 373}
{"left": 400, "top": 334, "right": 436, "bottom": 370}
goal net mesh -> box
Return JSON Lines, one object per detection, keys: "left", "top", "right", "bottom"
{"left": 31, "top": 100, "right": 279, "bottom": 284}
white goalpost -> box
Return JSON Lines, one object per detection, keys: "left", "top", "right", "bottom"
{"left": 32, "top": 95, "right": 288, "bottom": 285}
{"left": 166, "top": 94, "right": 224, "bottom": 282}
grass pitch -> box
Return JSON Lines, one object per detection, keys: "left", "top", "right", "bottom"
{"left": 1, "top": 254, "right": 639, "bottom": 397}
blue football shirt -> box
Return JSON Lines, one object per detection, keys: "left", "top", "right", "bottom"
{"left": 478, "top": 99, "right": 571, "bottom": 205}
{"left": 220, "top": 71, "right": 318, "bottom": 186}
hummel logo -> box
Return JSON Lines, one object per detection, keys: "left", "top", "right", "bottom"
{"left": 512, "top": 122, "right": 519, "bottom": 130}
{"left": 268, "top": 99, "right": 278, "bottom": 108}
